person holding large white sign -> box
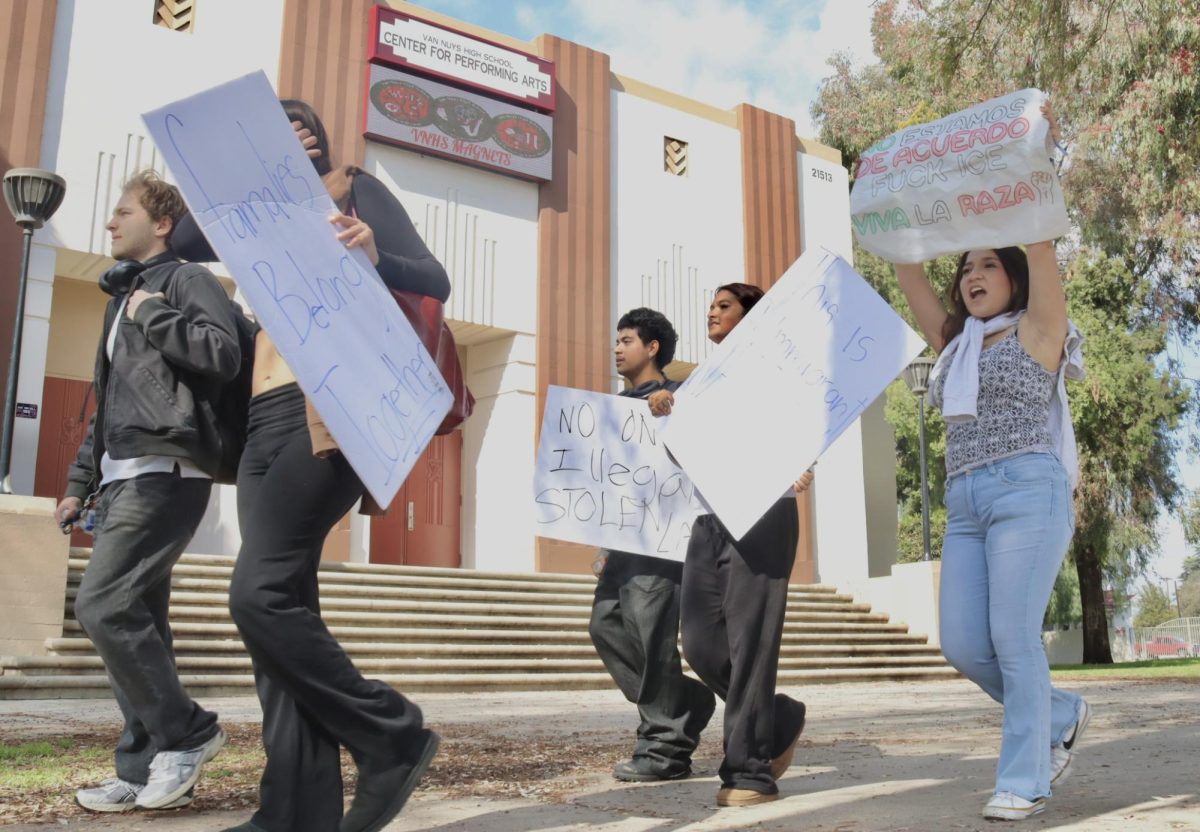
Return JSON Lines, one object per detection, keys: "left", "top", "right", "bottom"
{"left": 647, "top": 283, "right": 816, "bottom": 808}
{"left": 154, "top": 94, "right": 447, "bottom": 832}
{"left": 883, "top": 100, "right": 1090, "bottom": 823}
{"left": 850, "top": 88, "right": 1069, "bottom": 264}
{"left": 536, "top": 308, "right": 716, "bottom": 783}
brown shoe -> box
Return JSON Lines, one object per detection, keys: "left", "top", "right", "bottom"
{"left": 770, "top": 697, "right": 807, "bottom": 780}
{"left": 717, "top": 788, "right": 780, "bottom": 807}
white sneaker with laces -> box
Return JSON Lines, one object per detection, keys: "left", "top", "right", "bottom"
{"left": 135, "top": 727, "right": 226, "bottom": 809}
{"left": 983, "top": 791, "right": 1046, "bottom": 821}
{"left": 76, "top": 778, "right": 194, "bottom": 812}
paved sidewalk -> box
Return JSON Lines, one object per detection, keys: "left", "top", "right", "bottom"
{"left": 2, "top": 678, "right": 1197, "bottom": 831}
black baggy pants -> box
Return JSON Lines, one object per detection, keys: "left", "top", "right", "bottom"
{"left": 680, "top": 497, "right": 799, "bottom": 793}
{"left": 228, "top": 384, "right": 426, "bottom": 832}
{"left": 75, "top": 471, "right": 221, "bottom": 784}
{"left": 589, "top": 551, "right": 715, "bottom": 775}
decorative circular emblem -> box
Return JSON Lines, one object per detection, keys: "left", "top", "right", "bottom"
{"left": 370, "top": 80, "right": 433, "bottom": 127}
{"left": 492, "top": 114, "right": 551, "bottom": 158}
{"left": 432, "top": 96, "right": 493, "bottom": 143}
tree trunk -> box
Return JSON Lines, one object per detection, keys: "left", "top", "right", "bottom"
{"left": 1075, "top": 543, "right": 1113, "bottom": 664}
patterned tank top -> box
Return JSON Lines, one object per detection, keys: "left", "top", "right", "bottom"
{"left": 933, "top": 331, "right": 1056, "bottom": 477}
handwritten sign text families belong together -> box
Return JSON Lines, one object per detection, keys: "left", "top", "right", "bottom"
{"left": 534, "top": 387, "right": 705, "bottom": 562}
{"left": 849, "top": 88, "right": 1070, "bottom": 263}
{"left": 143, "top": 72, "right": 452, "bottom": 510}
{"left": 663, "top": 248, "right": 926, "bottom": 539}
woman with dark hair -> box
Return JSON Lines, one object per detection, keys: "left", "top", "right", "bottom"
{"left": 886, "top": 102, "right": 1089, "bottom": 824}
{"left": 173, "top": 101, "right": 448, "bottom": 832}
{"left": 648, "top": 283, "right": 812, "bottom": 808}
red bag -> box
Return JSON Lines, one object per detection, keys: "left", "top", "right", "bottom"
{"left": 390, "top": 290, "right": 474, "bottom": 434}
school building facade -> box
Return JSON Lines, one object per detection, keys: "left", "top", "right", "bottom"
{"left": 0, "top": 0, "right": 903, "bottom": 593}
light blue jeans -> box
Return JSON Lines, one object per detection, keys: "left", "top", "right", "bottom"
{"left": 940, "top": 451, "right": 1083, "bottom": 801}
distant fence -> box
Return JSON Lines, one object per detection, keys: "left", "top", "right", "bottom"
{"left": 1043, "top": 618, "right": 1200, "bottom": 664}
{"left": 1121, "top": 618, "right": 1200, "bottom": 660}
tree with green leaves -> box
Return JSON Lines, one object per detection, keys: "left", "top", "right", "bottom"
{"left": 813, "top": 0, "right": 1198, "bottom": 663}
{"left": 1134, "top": 583, "right": 1176, "bottom": 628}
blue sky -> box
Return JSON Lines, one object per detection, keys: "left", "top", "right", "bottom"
{"left": 408, "top": 0, "right": 1199, "bottom": 591}
{"left": 409, "top": 0, "right": 878, "bottom": 137}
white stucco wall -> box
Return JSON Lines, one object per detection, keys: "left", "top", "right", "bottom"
{"left": 610, "top": 91, "right": 745, "bottom": 376}
{"left": 39, "top": 0, "right": 287, "bottom": 256}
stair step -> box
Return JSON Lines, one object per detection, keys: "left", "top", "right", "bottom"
{"left": 61, "top": 587, "right": 874, "bottom": 616}
{"left": 0, "top": 665, "right": 958, "bottom": 699}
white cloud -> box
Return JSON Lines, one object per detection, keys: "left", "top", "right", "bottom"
{"left": 511, "top": 0, "right": 877, "bottom": 136}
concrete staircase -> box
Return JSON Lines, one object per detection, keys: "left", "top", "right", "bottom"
{"left": 0, "top": 548, "right": 954, "bottom": 698}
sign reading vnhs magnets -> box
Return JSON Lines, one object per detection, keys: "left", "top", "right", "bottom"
{"left": 364, "top": 63, "right": 554, "bottom": 181}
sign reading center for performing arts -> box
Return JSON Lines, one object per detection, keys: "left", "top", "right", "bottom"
{"left": 369, "top": 6, "right": 556, "bottom": 112}
{"left": 364, "top": 63, "right": 554, "bottom": 181}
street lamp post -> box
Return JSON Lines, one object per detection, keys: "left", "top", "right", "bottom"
{"left": 1, "top": 168, "right": 66, "bottom": 494}
{"left": 902, "top": 355, "right": 936, "bottom": 562}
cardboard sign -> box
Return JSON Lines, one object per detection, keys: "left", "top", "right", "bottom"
{"left": 143, "top": 71, "right": 452, "bottom": 510}
{"left": 850, "top": 89, "right": 1069, "bottom": 263}
{"left": 663, "top": 248, "right": 926, "bottom": 539}
{"left": 534, "top": 386, "right": 705, "bottom": 562}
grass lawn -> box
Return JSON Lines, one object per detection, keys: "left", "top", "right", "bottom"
{"left": 1051, "top": 657, "right": 1200, "bottom": 680}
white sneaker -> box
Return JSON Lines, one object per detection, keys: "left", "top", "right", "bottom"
{"left": 983, "top": 791, "right": 1046, "bottom": 821}
{"left": 76, "top": 778, "right": 194, "bottom": 812}
{"left": 1049, "top": 745, "right": 1074, "bottom": 785}
{"left": 1061, "top": 698, "right": 1092, "bottom": 751}
{"left": 1051, "top": 697, "right": 1092, "bottom": 785}
{"left": 136, "top": 727, "right": 226, "bottom": 809}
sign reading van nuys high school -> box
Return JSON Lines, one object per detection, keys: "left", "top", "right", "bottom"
{"left": 369, "top": 6, "right": 556, "bottom": 112}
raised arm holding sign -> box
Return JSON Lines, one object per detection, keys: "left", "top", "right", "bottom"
{"left": 869, "top": 95, "right": 1091, "bottom": 820}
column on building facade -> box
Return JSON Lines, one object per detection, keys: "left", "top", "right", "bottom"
{"left": 0, "top": 0, "right": 60, "bottom": 496}
{"left": 735, "top": 103, "right": 817, "bottom": 581}
{"left": 532, "top": 35, "right": 612, "bottom": 574}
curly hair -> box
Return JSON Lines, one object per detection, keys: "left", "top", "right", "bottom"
{"left": 616, "top": 307, "right": 678, "bottom": 369}
{"left": 122, "top": 170, "right": 186, "bottom": 240}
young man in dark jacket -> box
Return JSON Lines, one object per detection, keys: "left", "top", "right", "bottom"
{"left": 55, "top": 171, "right": 240, "bottom": 813}
{"left": 589, "top": 307, "right": 716, "bottom": 782}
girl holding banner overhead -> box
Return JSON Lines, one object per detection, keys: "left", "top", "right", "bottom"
{"left": 173, "top": 100, "right": 448, "bottom": 832}
{"left": 648, "top": 284, "right": 812, "bottom": 808}
{"left": 885, "top": 102, "right": 1090, "bottom": 824}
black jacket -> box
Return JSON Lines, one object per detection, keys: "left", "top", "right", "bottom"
{"left": 65, "top": 252, "right": 241, "bottom": 499}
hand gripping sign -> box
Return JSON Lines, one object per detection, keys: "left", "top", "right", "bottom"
{"left": 534, "top": 386, "right": 705, "bottom": 562}
{"left": 142, "top": 72, "right": 452, "bottom": 510}
{"left": 850, "top": 88, "right": 1069, "bottom": 263}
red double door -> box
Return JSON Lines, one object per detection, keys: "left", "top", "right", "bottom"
{"left": 33, "top": 377, "right": 461, "bottom": 568}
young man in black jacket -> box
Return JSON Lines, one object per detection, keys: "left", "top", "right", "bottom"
{"left": 589, "top": 307, "right": 716, "bottom": 782}
{"left": 55, "top": 171, "right": 240, "bottom": 813}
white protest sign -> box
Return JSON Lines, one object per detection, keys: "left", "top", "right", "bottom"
{"left": 534, "top": 386, "right": 705, "bottom": 562}
{"left": 850, "top": 88, "right": 1069, "bottom": 263}
{"left": 663, "top": 247, "right": 926, "bottom": 540}
{"left": 142, "top": 71, "right": 452, "bottom": 510}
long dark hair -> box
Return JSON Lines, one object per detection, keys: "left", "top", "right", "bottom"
{"left": 715, "top": 282, "right": 765, "bottom": 314}
{"left": 942, "top": 247, "right": 1030, "bottom": 344}
{"left": 281, "top": 99, "right": 333, "bottom": 176}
